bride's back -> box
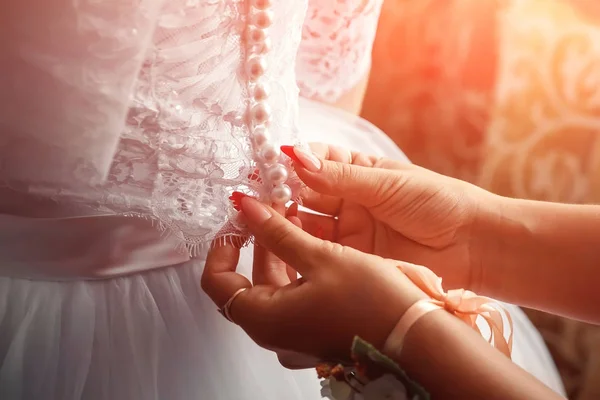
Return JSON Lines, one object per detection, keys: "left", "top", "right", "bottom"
{"left": 0, "top": 3, "right": 390, "bottom": 400}
{"left": 0, "top": 0, "right": 381, "bottom": 249}
{"left": 1, "top": 0, "right": 304, "bottom": 246}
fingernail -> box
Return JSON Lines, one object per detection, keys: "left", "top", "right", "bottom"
{"left": 240, "top": 196, "right": 272, "bottom": 224}
{"left": 280, "top": 145, "right": 301, "bottom": 163}
{"left": 229, "top": 191, "right": 248, "bottom": 211}
{"left": 287, "top": 202, "right": 299, "bottom": 217}
{"left": 248, "top": 168, "right": 261, "bottom": 181}
{"left": 281, "top": 145, "right": 321, "bottom": 172}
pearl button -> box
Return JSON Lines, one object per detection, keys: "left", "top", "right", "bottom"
{"left": 250, "top": 102, "right": 272, "bottom": 126}
{"left": 246, "top": 56, "right": 267, "bottom": 81}
{"left": 264, "top": 163, "right": 289, "bottom": 185}
{"left": 251, "top": 11, "right": 274, "bottom": 29}
{"left": 253, "top": 125, "right": 270, "bottom": 146}
{"left": 260, "top": 144, "right": 280, "bottom": 164}
{"left": 251, "top": 0, "right": 271, "bottom": 10}
{"left": 270, "top": 184, "right": 292, "bottom": 204}
{"left": 256, "top": 37, "right": 272, "bottom": 54}
{"left": 253, "top": 83, "right": 270, "bottom": 102}
{"left": 245, "top": 0, "right": 283, "bottom": 204}
{"left": 247, "top": 27, "right": 267, "bottom": 45}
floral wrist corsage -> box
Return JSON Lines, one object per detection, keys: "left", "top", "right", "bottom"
{"left": 316, "top": 337, "right": 429, "bottom": 400}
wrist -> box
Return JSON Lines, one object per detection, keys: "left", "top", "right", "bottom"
{"left": 382, "top": 300, "right": 444, "bottom": 360}
{"left": 468, "top": 192, "right": 523, "bottom": 297}
{"left": 471, "top": 193, "right": 544, "bottom": 302}
{"left": 382, "top": 262, "right": 513, "bottom": 361}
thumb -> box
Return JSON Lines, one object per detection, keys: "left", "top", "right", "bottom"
{"left": 240, "top": 196, "right": 325, "bottom": 275}
{"left": 295, "top": 150, "right": 403, "bottom": 210}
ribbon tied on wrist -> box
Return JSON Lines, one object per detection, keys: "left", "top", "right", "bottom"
{"left": 391, "top": 263, "right": 513, "bottom": 358}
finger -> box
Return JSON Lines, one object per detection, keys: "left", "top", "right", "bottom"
{"left": 290, "top": 144, "right": 411, "bottom": 215}
{"left": 292, "top": 144, "right": 354, "bottom": 215}
{"left": 277, "top": 350, "right": 321, "bottom": 370}
{"left": 286, "top": 214, "right": 302, "bottom": 281}
{"left": 201, "top": 241, "right": 252, "bottom": 308}
{"left": 253, "top": 246, "right": 291, "bottom": 286}
{"left": 305, "top": 142, "right": 379, "bottom": 166}
{"left": 298, "top": 153, "right": 405, "bottom": 212}
{"left": 285, "top": 202, "right": 299, "bottom": 218}
{"left": 296, "top": 210, "right": 336, "bottom": 241}
{"left": 272, "top": 201, "right": 286, "bottom": 216}
{"left": 253, "top": 201, "right": 290, "bottom": 286}
{"left": 306, "top": 142, "right": 409, "bottom": 170}
{"left": 240, "top": 196, "right": 326, "bottom": 275}
{"left": 229, "top": 284, "right": 278, "bottom": 328}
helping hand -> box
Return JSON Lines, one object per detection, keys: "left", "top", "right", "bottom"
{"left": 284, "top": 143, "right": 495, "bottom": 292}
{"left": 201, "top": 196, "right": 425, "bottom": 365}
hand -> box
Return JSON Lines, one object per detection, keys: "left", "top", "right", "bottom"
{"left": 282, "top": 143, "right": 498, "bottom": 292}
{"left": 201, "top": 196, "right": 425, "bottom": 364}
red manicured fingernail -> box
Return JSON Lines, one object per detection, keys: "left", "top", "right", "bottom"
{"left": 248, "top": 168, "right": 260, "bottom": 181}
{"left": 229, "top": 191, "right": 248, "bottom": 211}
{"left": 280, "top": 145, "right": 302, "bottom": 163}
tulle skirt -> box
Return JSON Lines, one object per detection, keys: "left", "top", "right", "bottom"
{"left": 0, "top": 99, "right": 566, "bottom": 399}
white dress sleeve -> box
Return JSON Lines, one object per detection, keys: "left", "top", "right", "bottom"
{"left": 295, "top": 0, "right": 384, "bottom": 103}
{"left": 0, "top": 0, "right": 164, "bottom": 187}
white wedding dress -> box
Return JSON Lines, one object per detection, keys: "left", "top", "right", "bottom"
{"left": 0, "top": 0, "right": 564, "bottom": 399}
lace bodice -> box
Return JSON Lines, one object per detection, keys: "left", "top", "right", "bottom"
{"left": 0, "top": 0, "right": 382, "bottom": 253}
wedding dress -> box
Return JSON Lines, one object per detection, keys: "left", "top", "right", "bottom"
{"left": 0, "top": 0, "right": 564, "bottom": 399}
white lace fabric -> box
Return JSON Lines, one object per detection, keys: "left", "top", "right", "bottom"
{"left": 0, "top": 0, "right": 163, "bottom": 186}
{"left": 0, "top": 0, "right": 306, "bottom": 254}
{"left": 0, "top": 0, "right": 383, "bottom": 254}
{"left": 296, "top": 0, "right": 384, "bottom": 103}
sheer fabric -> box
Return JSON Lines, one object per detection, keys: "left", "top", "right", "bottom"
{"left": 297, "top": 0, "right": 383, "bottom": 103}
{"left": 0, "top": 1, "right": 567, "bottom": 399}
{"left": 0, "top": 1, "right": 399, "bottom": 396}
{"left": 0, "top": 99, "right": 565, "bottom": 399}
{"left": 0, "top": 0, "right": 384, "bottom": 252}
{"left": 0, "top": 0, "right": 306, "bottom": 253}
{"left": 0, "top": 0, "right": 164, "bottom": 186}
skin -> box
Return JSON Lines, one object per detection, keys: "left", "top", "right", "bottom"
{"left": 294, "top": 143, "right": 600, "bottom": 324}
{"left": 200, "top": 142, "right": 600, "bottom": 398}
{"left": 294, "top": 143, "right": 487, "bottom": 292}
{"left": 201, "top": 194, "right": 561, "bottom": 399}
{"left": 477, "top": 198, "right": 600, "bottom": 323}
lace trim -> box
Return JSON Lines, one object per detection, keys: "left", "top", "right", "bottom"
{"left": 0, "top": 0, "right": 307, "bottom": 256}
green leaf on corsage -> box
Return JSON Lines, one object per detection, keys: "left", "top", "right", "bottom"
{"left": 350, "top": 336, "right": 430, "bottom": 400}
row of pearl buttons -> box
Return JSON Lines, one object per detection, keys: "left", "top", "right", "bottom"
{"left": 245, "top": 0, "right": 293, "bottom": 204}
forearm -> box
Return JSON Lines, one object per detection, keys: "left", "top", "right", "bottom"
{"left": 478, "top": 196, "right": 600, "bottom": 322}
{"left": 393, "top": 309, "right": 562, "bottom": 399}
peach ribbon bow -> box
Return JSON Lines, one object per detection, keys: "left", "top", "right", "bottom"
{"left": 394, "top": 263, "right": 513, "bottom": 358}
